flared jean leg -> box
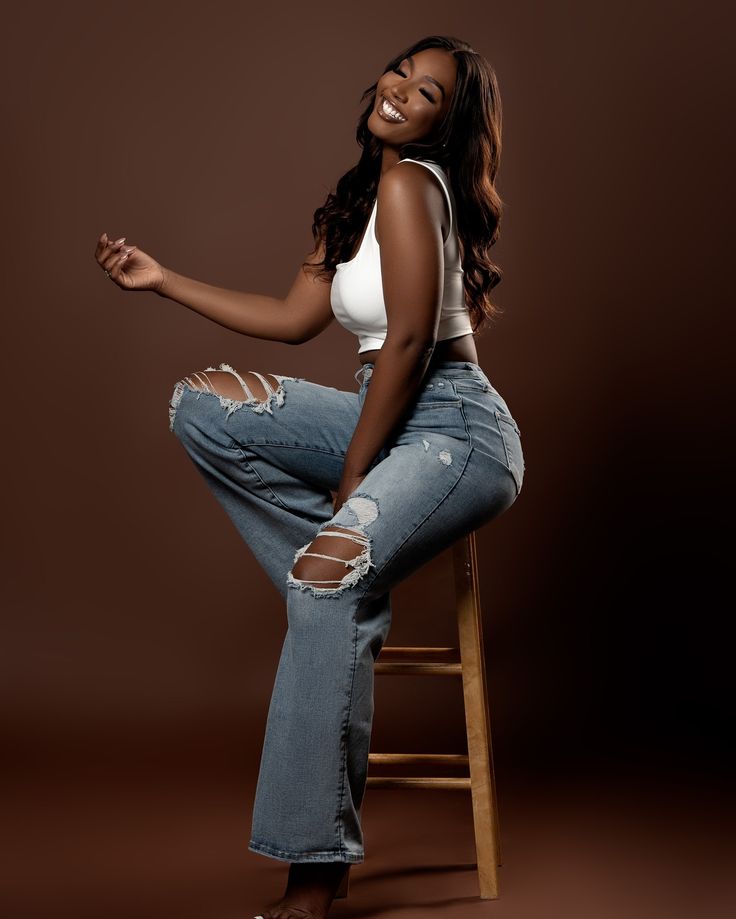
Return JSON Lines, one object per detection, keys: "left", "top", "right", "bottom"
{"left": 248, "top": 587, "right": 391, "bottom": 863}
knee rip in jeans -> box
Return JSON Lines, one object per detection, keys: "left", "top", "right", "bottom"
{"left": 168, "top": 364, "right": 304, "bottom": 431}
{"left": 287, "top": 495, "right": 379, "bottom": 598}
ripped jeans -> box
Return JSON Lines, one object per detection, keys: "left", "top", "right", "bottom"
{"left": 168, "top": 359, "right": 524, "bottom": 864}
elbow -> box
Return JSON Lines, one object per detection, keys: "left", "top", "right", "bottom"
{"left": 290, "top": 315, "right": 334, "bottom": 346}
{"left": 289, "top": 326, "right": 317, "bottom": 346}
{"left": 284, "top": 319, "right": 311, "bottom": 346}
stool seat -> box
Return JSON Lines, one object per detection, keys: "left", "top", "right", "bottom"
{"left": 335, "top": 531, "right": 502, "bottom": 901}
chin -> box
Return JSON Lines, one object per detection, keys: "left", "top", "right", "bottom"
{"left": 367, "top": 113, "right": 389, "bottom": 140}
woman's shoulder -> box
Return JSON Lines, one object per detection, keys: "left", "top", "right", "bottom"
{"left": 378, "top": 158, "right": 453, "bottom": 241}
{"left": 380, "top": 158, "right": 448, "bottom": 198}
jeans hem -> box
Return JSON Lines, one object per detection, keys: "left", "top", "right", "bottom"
{"left": 248, "top": 839, "right": 364, "bottom": 864}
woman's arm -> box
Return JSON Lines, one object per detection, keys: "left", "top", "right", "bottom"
{"left": 155, "top": 237, "right": 336, "bottom": 345}
{"left": 339, "top": 163, "right": 449, "bottom": 490}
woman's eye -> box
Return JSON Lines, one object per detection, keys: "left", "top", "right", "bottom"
{"left": 421, "top": 89, "right": 436, "bottom": 103}
{"left": 393, "top": 67, "right": 406, "bottom": 77}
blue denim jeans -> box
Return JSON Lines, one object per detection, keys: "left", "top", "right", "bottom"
{"left": 168, "top": 359, "right": 524, "bottom": 864}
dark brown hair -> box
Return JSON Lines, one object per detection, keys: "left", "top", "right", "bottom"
{"left": 304, "top": 34, "right": 505, "bottom": 333}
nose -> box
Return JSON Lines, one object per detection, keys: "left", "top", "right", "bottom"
{"left": 390, "top": 88, "right": 407, "bottom": 104}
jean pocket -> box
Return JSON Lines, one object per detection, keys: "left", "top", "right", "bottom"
{"left": 494, "top": 409, "right": 524, "bottom": 494}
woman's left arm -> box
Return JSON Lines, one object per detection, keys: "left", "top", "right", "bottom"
{"left": 334, "top": 163, "right": 448, "bottom": 511}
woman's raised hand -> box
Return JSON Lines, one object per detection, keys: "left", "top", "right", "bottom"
{"left": 94, "top": 232, "right": 166, "bottom": 292}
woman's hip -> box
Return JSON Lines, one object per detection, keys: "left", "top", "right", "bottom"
{"left": 359, "top": 360, "right": 525, "bottom": 499}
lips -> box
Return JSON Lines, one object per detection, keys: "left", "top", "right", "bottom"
{"left": 378, "top": 93, "right": 407, "bottom": 123}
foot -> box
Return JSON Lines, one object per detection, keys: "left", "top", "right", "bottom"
{"left": 254, "top": 861, "right": 349, "bottom": 919}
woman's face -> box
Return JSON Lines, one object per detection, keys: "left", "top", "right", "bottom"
{"left": 369, "top": 48, "right": 457, "bottom": 149}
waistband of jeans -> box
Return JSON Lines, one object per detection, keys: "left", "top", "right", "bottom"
{"left": 355, "top": 360, "right": 490, "bottom": 385}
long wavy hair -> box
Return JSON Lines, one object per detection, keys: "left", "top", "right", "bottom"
{"left": 304, "top": 35, "right": 505, "bottom": 333}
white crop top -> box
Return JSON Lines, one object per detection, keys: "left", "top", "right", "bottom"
{"left": 330, "top": 158, "right": 473, "bottom": 354}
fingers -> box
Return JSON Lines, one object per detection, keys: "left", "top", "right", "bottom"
{"left": 96, "top": 233, "right": 125, "bottom": 257}
{"left": 95, "top": 231, "right": 140, "bottom": 287}
{"left": 96, "top": 232, "right": 137, "bottom": 277}
{"left": 96, "top": 233, "right": 129, "bottom": 261}
{"left": 110, "top": 246, "right": 134, "bottom": 276}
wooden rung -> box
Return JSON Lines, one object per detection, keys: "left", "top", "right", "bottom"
{"left": 366, "top": 776, "right": 471, "bottom": 790}
{"left": 379, "top": 646, "right": 460, "bottom": 660}
{"left": 374, "top": 661, "right": 462, "bottom": 676}
{"left": 369, "top": 753, "right": 469, "bottom": 766}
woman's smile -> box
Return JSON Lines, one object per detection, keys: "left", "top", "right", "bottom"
{"left": 377, "top": 94, "right": 407, "bottom": 123}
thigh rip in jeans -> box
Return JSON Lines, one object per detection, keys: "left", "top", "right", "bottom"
{"left": 169, "top": 363, "right": 305, "bottom": 431}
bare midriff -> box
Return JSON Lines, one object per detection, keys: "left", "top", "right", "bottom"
{"left": 358, "top": 332, "right": 479, "bottom": 368}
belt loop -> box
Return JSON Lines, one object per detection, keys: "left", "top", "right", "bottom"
{"left": 354, "top": 365, "right": 374, "bottom": 383}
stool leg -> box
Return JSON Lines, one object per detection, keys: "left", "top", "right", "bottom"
{"left": 453, "top": 532, "right": 501, "bottom": 899}
{"left": 334, "top": 864, "right": 351, "bottom": 899}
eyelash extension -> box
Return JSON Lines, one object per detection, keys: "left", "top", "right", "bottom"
{"left": 392, "top": 67, "right": 436, "bottom": 103}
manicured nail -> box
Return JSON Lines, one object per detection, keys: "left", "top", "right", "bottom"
{"left": 115, "top": 236, "right": 126, "bottom": 245}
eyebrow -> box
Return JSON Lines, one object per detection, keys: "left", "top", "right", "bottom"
{"left": 406, "top": 54, "right": 446, "bottom": 100}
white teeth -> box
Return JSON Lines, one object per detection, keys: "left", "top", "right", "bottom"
{"left": 381, "top": 97, "right": 406, "bottom": 122}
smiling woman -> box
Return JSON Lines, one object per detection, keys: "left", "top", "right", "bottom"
{"left": 94, "top": 33, "right": 521, "bottom": 919}
{"left": 306, "top": 39, "right": 505, "bottom": 367}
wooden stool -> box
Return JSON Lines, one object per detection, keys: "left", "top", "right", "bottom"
{"left": 335, "top": 530, "right": 502, "bottom": 901}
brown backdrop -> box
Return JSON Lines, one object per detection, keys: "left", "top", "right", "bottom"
{"left": 2, "top": 2, "right": 732, "bottom": 917}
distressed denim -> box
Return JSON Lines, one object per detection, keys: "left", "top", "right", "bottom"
{"left": 168, "top": 359, "right": 524, "bottom": 864}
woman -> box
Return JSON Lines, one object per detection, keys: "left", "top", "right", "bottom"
{"left": 94, "top": 34, "right": 524, "bottom": 919}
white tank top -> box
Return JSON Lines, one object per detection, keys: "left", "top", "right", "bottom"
{"left": 330, "top": 158, "right": 473, "bottom": 354}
